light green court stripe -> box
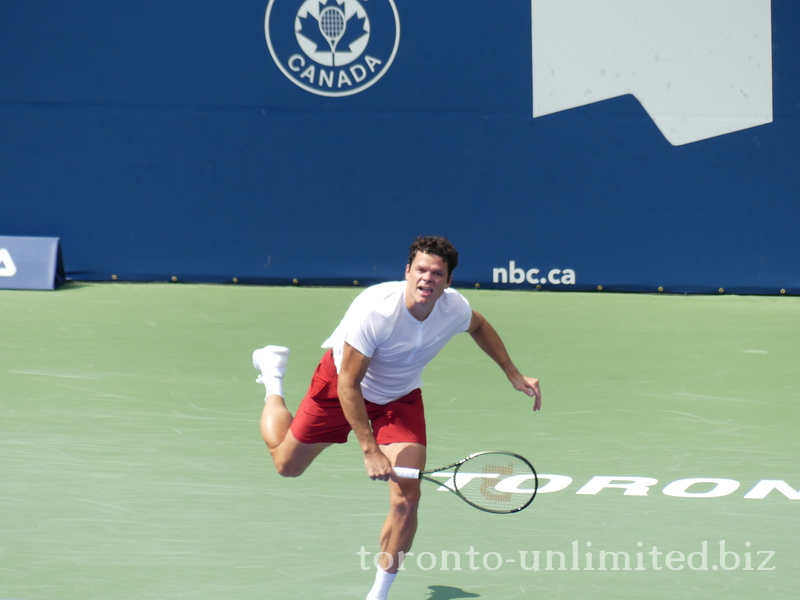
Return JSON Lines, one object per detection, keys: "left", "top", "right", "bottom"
{"left": 1, "top": 284, "right": 798, "bottom": 600}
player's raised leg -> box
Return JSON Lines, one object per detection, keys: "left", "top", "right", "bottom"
{"left": 366, "top": 442, "right": 426, "bottom": 600}
{"left": 253, "top": 345, "right": 291, "bottom": 449}
{"left": 253, "top": 345, "right": 330, "bottom": 477}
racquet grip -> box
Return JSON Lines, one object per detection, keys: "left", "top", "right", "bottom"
{"left": 393, "top": 467, "right": 421, "bottom": 479}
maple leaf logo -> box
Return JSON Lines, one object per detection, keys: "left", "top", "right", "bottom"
{"left": 266, "top": 0, "right": 399, "bottom": 96}
{"left": 337, "top": 12, "right": 367, "bottom": 54}
{"left": 297, "top": 0, "right": 368, "bottom": 65}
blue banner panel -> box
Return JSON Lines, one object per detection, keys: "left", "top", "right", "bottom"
{"left": 0, "top": 1, "right": 799, "bottom": 294}
{"left": 0, "top": 237, "right": 65, "bottom": 291}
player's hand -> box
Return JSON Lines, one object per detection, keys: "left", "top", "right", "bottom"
{"left": 363, "top": 448, "right": 394, "bottom": 481}
{"left": 509, "top": 373, "right": 542, "bottom": 411}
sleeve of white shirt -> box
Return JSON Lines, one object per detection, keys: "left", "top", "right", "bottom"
{"left": 343, "top": 309, "right": 382, "bottom": 358}
{"left": 340, "top": 283, "right": 397, "bottom": 358}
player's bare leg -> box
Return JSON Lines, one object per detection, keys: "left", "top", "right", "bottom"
{"left": 260, "top": 408, "right": 329, "bottom": 477}
{"left": 366, "top": 442, "right": 425, "bottom": 600}
{"left": 261, "top": 392, "right": 293, "bottom": 450}
{"left": 378, "top": 442, "right": 425, "bottom": 571}
{"left": 254, "top": 345, "right": 330, "bottom": 477}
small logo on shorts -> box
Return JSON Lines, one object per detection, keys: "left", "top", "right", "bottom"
{"left": 265, "top": 0, "right": 400, "bottom": 97}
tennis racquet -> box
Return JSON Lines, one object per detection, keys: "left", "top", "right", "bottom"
{"left": 394, "top": 451, "right": 538, "bottom": 514}
{"left": 319, "top": 5, "right": 346, "bottom": 65}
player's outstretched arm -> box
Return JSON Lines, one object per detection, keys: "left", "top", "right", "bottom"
{"left": 467, "top": 310, "right": 542, "bottom": 411}
{"left": 338, "top": 342, "right": 395, "bottom": 480}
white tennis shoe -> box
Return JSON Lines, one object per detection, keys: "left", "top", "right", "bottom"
{"left": 252, "top": 345, "right": 290, "bottom": 383}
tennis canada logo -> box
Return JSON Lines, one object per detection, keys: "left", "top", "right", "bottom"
{"left": 264, "top": 0, "right": 400, "bottom": 97}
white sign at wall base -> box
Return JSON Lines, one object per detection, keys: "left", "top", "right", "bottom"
{"left": 0, "top": 248, "right": 17, "bottom": 277}
{"left": 0, "top": 237, "right": 65, "bottom": 290}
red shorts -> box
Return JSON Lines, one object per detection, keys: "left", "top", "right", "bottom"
{"left": 290, "top": 350, "right": 427, "bottom": 446}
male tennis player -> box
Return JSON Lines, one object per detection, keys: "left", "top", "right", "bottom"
{"left": 253, "top": 236, "right": 541, "bottom": 600}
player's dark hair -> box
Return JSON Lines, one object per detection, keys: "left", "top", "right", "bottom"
{"left": 408, "top": 236, "right": 459, "bottom": 278}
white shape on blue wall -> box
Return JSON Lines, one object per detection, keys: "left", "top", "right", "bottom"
{"left": 531, "top": 0, "right": 773, "bottom": 145}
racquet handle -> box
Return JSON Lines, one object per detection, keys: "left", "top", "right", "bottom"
{"left": 393, "top": 467, "right": 421, "bottom": 479}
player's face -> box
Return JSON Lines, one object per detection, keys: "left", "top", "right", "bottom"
{"left": 405, "top": 252, "right": 452, "bottom": 314}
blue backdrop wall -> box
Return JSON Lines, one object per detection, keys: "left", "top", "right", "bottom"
{"left": 1, "top": 1, "right": 798, "bottom": 294}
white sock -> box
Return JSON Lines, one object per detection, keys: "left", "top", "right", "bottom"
{"left": 253, "top": 345, "right": 289, "bottom": 400}
{"left": 262, "top": 375, "right": 283, "bottom": 399}
{"left": 365, "top": 568, "right": 396, "bottom": 600}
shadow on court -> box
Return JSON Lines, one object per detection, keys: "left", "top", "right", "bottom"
{"left": 426, "top": 585, "right": 480, "bottom": 599}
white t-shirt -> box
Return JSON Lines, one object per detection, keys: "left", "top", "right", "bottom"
{"left": 321, "top": 281, "right": 473, "bottom": 405}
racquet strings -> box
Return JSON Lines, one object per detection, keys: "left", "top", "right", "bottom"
{"left": 453, "top": 452, "right": 536, "bottom": 513}
{"left": 319, "top": 7, "right": 346, "bottom": 44}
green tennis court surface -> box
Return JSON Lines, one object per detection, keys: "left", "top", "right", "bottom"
{"left": 1, "top": 283, "right": 798, "bottom": 600}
